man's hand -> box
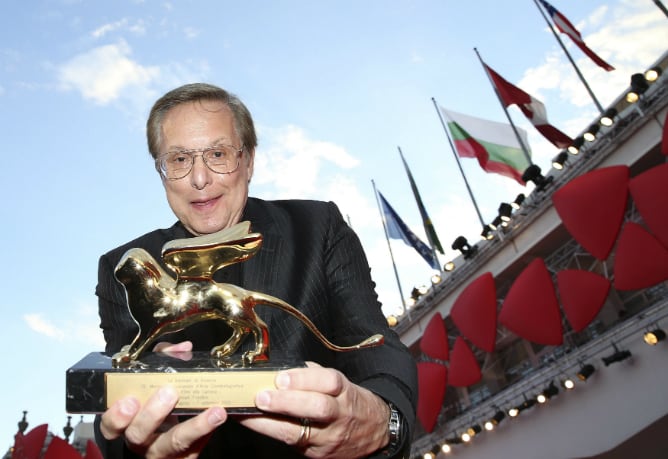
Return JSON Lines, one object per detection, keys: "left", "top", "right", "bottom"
{"left": 240, "top": 362, "right": 390, "bottom": 459}
{"left": 99, "top": 341, "right": 228, "bottom": 459}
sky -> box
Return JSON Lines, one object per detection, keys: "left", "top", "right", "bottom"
{"left": 0, "top": 0, "right": 666, "bottom": 448}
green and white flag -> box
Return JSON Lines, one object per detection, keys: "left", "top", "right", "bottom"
{"left": 440, "top": 107, "right": 531, "bottom": 184}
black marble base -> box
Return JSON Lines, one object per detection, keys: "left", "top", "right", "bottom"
{"left": 66, "top": 352, "right": 303, "bottom": 414}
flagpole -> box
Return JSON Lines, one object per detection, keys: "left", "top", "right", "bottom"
{"left": 533, "top": 0, "right": 604, "bottom": 113}
{"left": 371, "top": 179, "right": 407, "bottom": 314}
{"left": 397, "top": 146, "right": 444, "bottom": 263}
{"left": 431, "top": 97, "right": 487, "bottom": 229}
{"left": 474, "top": 48, "right": 533, "bottom": 166}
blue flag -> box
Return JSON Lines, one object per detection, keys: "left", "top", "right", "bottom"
{"left": 378, "top": 191, "right": 440, "bottom": 270}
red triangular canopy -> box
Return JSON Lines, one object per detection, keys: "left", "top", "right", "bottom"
{"left": 613, "top": 222, "right": 668, "bottom": 290}
{"left": 416, "top": 361, "right": 447, "bottom": 433}
{"left": 447, "top": 336, "right": 482, "bottom": 387}
{"left": 557, "top": 270, "right": 610, "bottom": 332}
{"left": 420, "top": 312, "right": 449, "bottom": 361}
{"left": 499, "top": 258, "right": 563, "bottom": 345}
{"left": 629, "top": 163, "right": 668, "bottom": 249}
{"left": 662, "top": 110, "right": 668, "bottom": 155}
{"left": 44, "top": 436, "right": 83, "bottom": 459}
{"left": 85, "top": 440, "right": 104, "bottom": 459}
{"left": 552, "top": 165, "right": 629, "bottom": 260}
{"left": 12, "top": 424, "right": 48, "bottom": 459}
{"left": 450, "top": 272, "right": 497, "bottom": 352}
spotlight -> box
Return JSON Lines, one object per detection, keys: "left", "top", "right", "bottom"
{"left": 561, "top": 377, "right": 575, "bottom": 390}
{"left": 431, "top": 274, "right": 442, "bottom": 285}
{"left": 583, "top": 123, "right": 600, "bottom": 142}
{"left": 443, "top": 261, "right": 455, "bottom": 272}
{"left": 511, "top": 193, "right": 525, "bottom": 210}
{"left": 466, "top": 424, "right": 482, "bottom": 438}
{"left": 644, "top": 328, "right": 667, "bottom": 345}
{"left": 644, "top": 66, "right": 662, "bottom": 83}
{"left": 626, "top": 73, "right": 649, "bottom": 103}
{"left": 552, "top": 152, "right": 568, "bottom": 170}
{"left": 441, "top": 443, "right": 452, "bottom": 454}
{"left": 498, "top": 202, "right": 513, "bottom": 222}
{"left": 577, "top": 363, "right": 596, "bottom": 381}
{"left": 481, "top": 224, "right": 495, "bottom": 240}
{"left": 386, "top": 315, "right": 398, "bottom": 327}
{"left": 600, "top": 108, "right": 618, "bottom": 127}
{"left": 491, "top": 215, "right": 503, "bottom": 230}
{"left": 568, "top": 136, "right": 584, "bottom": 154}
{"left": 542, "top": 381, "right": 559, "bottom": 400}
{"left": 452, "top": 236, "right": 478, "bottom": 259}
{"left": 602, "top": 344, "right": 632, "bottom": 366}
{"left": 491, "top": 409, "right": 505, "bottom": 425}
{"left": 410, "top": 287, "right": 421, "bottom": 301}
{"left": 508, "top": 407, "right": 519, "bottom": 418}
{"left": 522, "top": 164, "right": 553, "bottom": 191}
{"left": 461, "top": 432, "right": 471, "bottom": 443}
{"left": 537, "top": 393, "right": 547, "bottom": 404}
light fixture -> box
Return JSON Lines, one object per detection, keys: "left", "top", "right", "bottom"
{"left": 386, "top": 315, "right": 398, "bottom": 327}
{"left": 577, "top": 363, "right": 596, "bottom": 381}
{"left": 491, "top": 215, "right": 503, "bottom": 229}
{"left": 561, "top": 377, "right": 575, "bottom": 390}
{"left": 602, "top": 344, "right": 632, "bottom": 366}
{"left": 452, "top": 236, "right": 477, "bottom": 259}
{"left": 508, "top": 406, "right": 519, "bottom": 418}
{"left": 583, "top": 123, "right": 600, "bottom": 142}
{"left": 498, "top": 202, "right": 513, "bottom": 222}
{"left": 466, "top": 424, "right": 482, "bottom": 438}
{"left": 461, "top": 431, "right": 471, "bottom": 443}
{"left": 644, "top": 66, "right": 662, "bottom": 82}
{"left": 481, "top": 224, "right": 495, "bottom": 240}
{"left": 552, "top": 151, "right": 568, "bottom": 170}
{"left": 410, "top": 287, "right": 421, "bottom": 301}
{"left": 441, "top": 443, "right": 452, "bottom": 454}
{"left": 600, "top": 108, "right": 618, "bottom": 127}
{"left": 431, "top": 274, "right": 442, "bottom": 285}
{"left": 542, "top": 381, "right": 559, "bottom": 399}
{"left": 626, "top": 73, "right": 649, "bottom": 103}
{"left": 485, "top": 409, "right": 505, "bottom": 429}
{"left": 522, "top": 164, "right": 553, "bottom": 192}
{"left": 443, "top": 261, "right": 455, "bottom": 272}
{"left": 568, "top": 136, "right": 584, "bottom": 154}
{"left": 644, "top": 328, "right": 667, "bottom": 345}
{"left": 511, "top": 193, "right": 525, "bottom": 210}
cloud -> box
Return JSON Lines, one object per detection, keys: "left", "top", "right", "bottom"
{"left": 23, "top": 301, "right": 105, "bottom": 347}
{"left": 57, "top": 39, "right": 160, "bottom": 105}
{"left": 91, "top": 18, "right": 146, "bottom": 39}
{"left": 253, "top": 125, "right": 360, "bottom": 200}
{"left": 24, "top": 313, "right": 66, "bottom": 340}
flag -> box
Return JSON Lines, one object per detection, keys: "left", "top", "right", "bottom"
{"left": 378, "top": 191, "right": 440, "bottom": 270}
{"left": 484, "top": 63, "right": 572, "bottom": 149}
{"left": 539, "top": 0, "right": 615, "bottom": 72}
{"left": 439, "top": 107, "right": 531, "bottom": 185}
{"left": 399, "top": 149, "right": 445, "bottom": 254}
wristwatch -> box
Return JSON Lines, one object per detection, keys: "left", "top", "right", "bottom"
{"left": 384, "top": 402, "right": 403, "bottom": 456}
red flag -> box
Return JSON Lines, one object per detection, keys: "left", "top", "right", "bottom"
{"left": 485, "top": 63, "right": 572, "bottom": 149}
{"left": 540, "top": 0, "right": 614, "bottom": 71}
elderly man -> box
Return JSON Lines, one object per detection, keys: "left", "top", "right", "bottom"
{"left": 95, "top": 83, "right": 417, "bottom": 459}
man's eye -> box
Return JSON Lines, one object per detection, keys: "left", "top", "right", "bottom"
{"left": 210, "top": 150, "right": 226, "bottom": 159}
{"left": 169, "top": 153, "right": 190, "bottom": 164}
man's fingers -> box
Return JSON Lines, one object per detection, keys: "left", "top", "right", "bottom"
{"left": 99, "top": 397, "right": 140, "bottom": 440}
{"left": 148, "top": 407, "right": 227, "bottom": 458}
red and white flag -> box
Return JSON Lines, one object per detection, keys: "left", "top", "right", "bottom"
{"left": 539, "top": 0, "right": 614, "bottom": 72}
{"left": 485, "top": 63, "right": 572, "bottom": 149}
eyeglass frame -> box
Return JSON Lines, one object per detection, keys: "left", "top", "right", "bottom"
{"left": 155, "top": 144, "right": 245, "bottom": 180}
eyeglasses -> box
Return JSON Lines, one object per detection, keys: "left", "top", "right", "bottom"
{"left": 156, "top": 144, "right": 244, "bottom": 180}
